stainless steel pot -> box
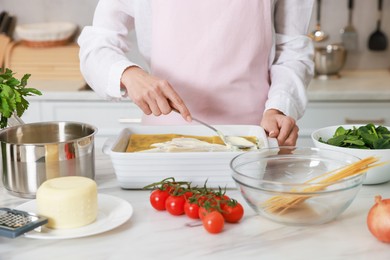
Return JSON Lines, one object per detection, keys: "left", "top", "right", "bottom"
{"left": 0, "top": 121, "right": 97, "bottom": 198}
{"left": 314, "top": 43, "right": 347, "bottom": 79}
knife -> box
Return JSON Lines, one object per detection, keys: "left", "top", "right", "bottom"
{"left": 0, "top": 15, "right": 13, "bottom": 36}
{"left": 0, "top": 12, "right": 12, "bottom": 69}
{"left": 0, "top": 11, "right": 8, "bottom": 28}
{"left": 5, "top": 16, "right": 16, "bottom": 38}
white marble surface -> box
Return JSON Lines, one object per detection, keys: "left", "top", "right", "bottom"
{"left": 1, "top": 150, "right": 390, "bottom": 260}
{"left": 308, "top": 70, "right": 390, "bottom": 101}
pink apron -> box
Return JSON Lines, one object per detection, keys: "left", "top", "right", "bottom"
{"left": 143, "top": 0, "right": 272, "bottom": 125}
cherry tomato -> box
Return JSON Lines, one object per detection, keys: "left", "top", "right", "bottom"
{"left": 214, "top": 193, "right": 230, "bottom": 201}
{"left": 165, "top": 195, "right": 186, "bottom": 216}
{"left": 183, "top": 191, "right": 194, "bottom": 200}
{"left": 196, "top": 195, "right": 208, "bottom": 207}
{"left": 184, "top": 200, "right": 200, "bottom": 219}
{"left": 214, "top": 194, "right": 230, "bottom": 208}
{"left": 150, "top": 189, "right": 170, "bottom": 211}
{"left": 222, "top": 200, "right": 244, "bottom": 223}
{"left": 202, "top": 211, "right": 225, "bottom": 234}
{"left": 198, "top": 205, "right": 216, "bottom": 220}
{"left": 162, "top": 183, "right": 176, "bottom": 194}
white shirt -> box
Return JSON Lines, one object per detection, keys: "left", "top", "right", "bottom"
{"left": 78, "top": 0, "right": 314, "bottom": 120}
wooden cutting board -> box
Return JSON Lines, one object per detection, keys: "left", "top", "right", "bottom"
{"left": 4, "top": 42, "right": 86, "bottom": 91}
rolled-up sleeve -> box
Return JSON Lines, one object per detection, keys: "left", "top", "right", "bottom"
{"left": 78, "top": 0, "right": 138, "bottom": 99}
{"left": 266, "top": 0, "right": 315, "bottom": 120}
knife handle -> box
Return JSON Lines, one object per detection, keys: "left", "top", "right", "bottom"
{"left": 0, "top": 15, "right": 11, "bottom": 34}
{"left": 348, "top": 0, "right": 353, "bottom": 10}
{"left": 0, "top": 12, "right": 9, "bottom": 33}
{"left": 6, "top": 16, "right": 15, "bottom": 38}
{"left": 0, "top": 11, "right": 8, "bottom": 26}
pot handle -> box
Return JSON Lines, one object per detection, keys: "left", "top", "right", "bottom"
{"left": 102, "top": 137, "right": 116, "bottom": 155}
{"left": 7, "top": 113, "right": 25, "bottom": 127}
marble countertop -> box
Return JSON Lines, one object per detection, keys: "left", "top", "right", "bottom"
{"left": 27, "top": 70, "right": 390, "bottom": 103}
{"left": 308, "top": 70, "right": 390, "bottom": 102}
{"left": 1, "top": 151, "right": 390, "bottom": 260}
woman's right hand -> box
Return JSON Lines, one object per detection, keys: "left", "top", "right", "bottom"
{"left": 120, "top": 66, "right": 192, "bottom": 122}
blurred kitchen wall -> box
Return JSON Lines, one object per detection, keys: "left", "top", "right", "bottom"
{"left": 1, "top": 0, "right": 389, "bottom": 70}
{"left": 0, "top": 0, "right": 97, "bottom": 28}
{"left": 309, "top": 0, "right": 390, "bottom": 70}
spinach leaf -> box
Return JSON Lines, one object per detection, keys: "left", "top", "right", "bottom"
{"left": 325, "top": 135, "right": 346, "bottom": 146}
{"left": 319, "top": 124, "right": 390, "bottom": 150}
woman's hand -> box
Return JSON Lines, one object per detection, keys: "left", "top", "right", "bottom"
{"left": 260, "top": 109, "right": 299, "bottom": 146}
{"left": 121, "top": 66, "right": 191, "bottom": 122}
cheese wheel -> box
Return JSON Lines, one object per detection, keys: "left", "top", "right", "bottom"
{"left": 36, "top": 176, "right": 98, "bottom": 229}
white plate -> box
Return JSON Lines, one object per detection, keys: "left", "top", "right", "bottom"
{"left": 15, "top": 194, "right": 133, "bottom": 239}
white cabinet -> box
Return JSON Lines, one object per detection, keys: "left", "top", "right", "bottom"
{"left": 19, "top": 101, "right": 41, "bottom": 123}
{"left": 20, "top": 100, "right": 143, "bottom": 149}
{"left": 297, "top": 101, "right": 390, "bottom": 147}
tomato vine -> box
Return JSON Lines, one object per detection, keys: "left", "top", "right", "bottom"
{"left": 144, "top": 177, "right": 244, "bottom": 234}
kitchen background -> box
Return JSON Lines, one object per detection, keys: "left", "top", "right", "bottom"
{"left": 1, "top": 0, "right": 390, "bottom": 71}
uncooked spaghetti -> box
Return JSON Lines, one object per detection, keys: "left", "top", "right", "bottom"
{"left": 262, "top": 156, "right": 385, "bottom": 214}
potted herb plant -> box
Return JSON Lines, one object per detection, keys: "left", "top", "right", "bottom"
{"left": 0, "top": 68, "right": 42, "bottom": 128}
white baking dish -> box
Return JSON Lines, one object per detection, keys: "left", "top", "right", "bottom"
{"left": 103, "top": 125, "right": 278, "bottom": 189}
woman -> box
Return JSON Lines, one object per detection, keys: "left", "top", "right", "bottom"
{"left": 78, "top": 0, "right": 315, "bottom": 146}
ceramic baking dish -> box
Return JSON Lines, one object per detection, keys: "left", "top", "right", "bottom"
{"left": 103, "top": 125, "right": 278, "bottom": 189}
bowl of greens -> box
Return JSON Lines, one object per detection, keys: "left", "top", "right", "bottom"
{"left": 311, "top": 124, "right": 390, "bottom": 185}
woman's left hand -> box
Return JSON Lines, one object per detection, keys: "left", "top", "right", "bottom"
{"left": 260, "top": 109, "right": 299, "bottom": 146}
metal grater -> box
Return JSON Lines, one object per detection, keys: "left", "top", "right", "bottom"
{"left": 0, "top": 208, "right": 48, "bottom": 238}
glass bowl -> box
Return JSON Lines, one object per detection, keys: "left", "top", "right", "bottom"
{"left": 230, "top": 147, "right": 365, "bottom": 226}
